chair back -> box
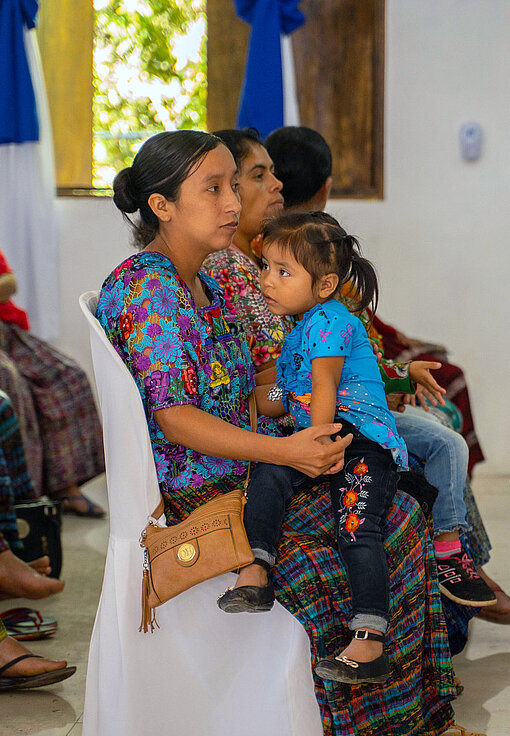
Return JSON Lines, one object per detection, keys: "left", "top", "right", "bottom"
{"left": 79, "top": 291, "right": 161, "bottom": 540}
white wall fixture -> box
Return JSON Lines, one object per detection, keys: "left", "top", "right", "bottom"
{"left": 459, "top": 122, "right": 482, "bottom": 161}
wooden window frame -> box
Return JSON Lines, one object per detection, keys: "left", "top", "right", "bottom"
{"left": 38, "top": 0, "right": 384, "bottom": 198}
{"left": 208, "top": 0, "right": 385, "bottom": 199}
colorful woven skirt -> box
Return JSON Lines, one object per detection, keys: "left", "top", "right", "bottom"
{"left": 274, "top": 486, "right": 455, "bottom": 736}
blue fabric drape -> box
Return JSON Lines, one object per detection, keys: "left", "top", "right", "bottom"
{"left": 234, "top": 0, "right": 304, "bottom": 140}
{"left": 0, "top": 0, "right": 39, "bottom": 144}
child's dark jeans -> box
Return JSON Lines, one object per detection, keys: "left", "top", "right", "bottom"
{"left": 244, "top": 421, "right": 400, "bottom": 634}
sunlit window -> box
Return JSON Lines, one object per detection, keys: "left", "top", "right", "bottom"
{"left": 93, "top": 0, "right": 206, "bottom": 188}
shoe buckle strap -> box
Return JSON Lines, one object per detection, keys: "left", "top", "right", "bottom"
{"left": 354, "top": 629, "right": 385, "bottom": 642}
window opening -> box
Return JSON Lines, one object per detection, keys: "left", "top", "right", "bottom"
{"left": 93, "top": 0, "right": 207, "bottom": 188}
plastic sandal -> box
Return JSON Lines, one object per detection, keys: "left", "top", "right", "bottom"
{"left": 0, "top": 654, "right": 75, "bottom": 691}
{"left": 62, "top": 493, "right": 105, "bottom": 518}
{"left": 0, "top": 608, "right": 58, "bottom": 641}
{"left": 442, "top": 725, "right": 487, "bottom": 736}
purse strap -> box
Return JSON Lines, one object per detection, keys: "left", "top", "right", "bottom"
{"left": 149, "top": 392, "right": 258, "bottom": 521}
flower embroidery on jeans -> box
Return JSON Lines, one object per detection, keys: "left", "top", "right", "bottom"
{"left": 338, "top": 457, "right": 371, "bottom": 542}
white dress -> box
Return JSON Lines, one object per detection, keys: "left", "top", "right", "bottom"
{"left": 79, "top": 292, "right": 323, "bottom": 736}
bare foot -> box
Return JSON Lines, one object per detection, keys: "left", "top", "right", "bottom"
{"left": 476, "top": 568, "right": 510, "bottom": 620}
{"left": 0, "top": 550, "right": 64, "bottom": 599}
{"left": 0, "top": 635, "right": 67, "bottom": 676}
{"left": 28, "top": 556, "right": 52, "bottom": 577}
{"left": 454, "top": 673, "right": 464, "bottom": 696}
{"left": 234, "top": 563, "right": 268, "bottom": 589}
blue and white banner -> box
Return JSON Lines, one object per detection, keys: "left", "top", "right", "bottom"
{"left": 234, "top": 0, "right": 305, "bottom": 139}
{"left": 0, "top": 1, "right": 59, "bottom": 341}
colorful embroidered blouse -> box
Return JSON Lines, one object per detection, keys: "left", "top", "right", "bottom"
{"left": 96, "top": 252, "right": 258, "bottom": 505}
{"left": 277, "top": 300, "right": 408, "bottom": 468}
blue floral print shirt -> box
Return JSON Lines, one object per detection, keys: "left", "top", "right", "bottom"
{"left": 277, "top": 300, "right": 408, "bottom": 468}
{"left": 96, "top": 251, "right": 259, "bottom": 498}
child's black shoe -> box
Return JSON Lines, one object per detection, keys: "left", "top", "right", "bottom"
{"left": 315, "top": 630, "right": 390, "bottom": 684}
{"left": 217, "top": 582, "right": 275, "bottom": 613}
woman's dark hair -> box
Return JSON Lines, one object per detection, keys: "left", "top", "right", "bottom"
{"left": 112, "top": 130, "right": 222, "bottom": 248}
{"left": 265, "top": 127, "right": 332, "bottom": 208}
{"left": 262, "top": 211, "right": 378, "bottom": 315}
{"left": 212, "top": 128, "right": 261, "bottom": 167}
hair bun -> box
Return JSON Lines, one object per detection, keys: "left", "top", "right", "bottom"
{"left": 112, "top": 167, "right": 138, "bottom": 213}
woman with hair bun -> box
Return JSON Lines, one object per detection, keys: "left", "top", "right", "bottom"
{"left": 93, "top": 130, "right": 456, "bottom": 736}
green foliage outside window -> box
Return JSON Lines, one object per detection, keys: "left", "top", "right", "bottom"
{"left": 93, "top": 0, "right": 206, "bottom": 188}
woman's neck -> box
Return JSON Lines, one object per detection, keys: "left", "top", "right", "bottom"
{"left": 146, "top": 231, "right": 210, "bottom": 307}
{"left": 232, "top": 230, "right": 256, "bottom": 262}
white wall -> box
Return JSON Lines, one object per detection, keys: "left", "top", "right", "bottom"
{"left": 55, "top": 0, "right": 510, "bottom": 472}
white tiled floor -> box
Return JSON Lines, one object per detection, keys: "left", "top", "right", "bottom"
{"left": 1, "top": 473, "right": 510, "bottom": 735}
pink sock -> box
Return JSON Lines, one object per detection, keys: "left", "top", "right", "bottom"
{"left": 434, "top": 539, "right": 462, "bottom": 558}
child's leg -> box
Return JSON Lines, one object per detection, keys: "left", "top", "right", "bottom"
{"left": 218, "top": 463, "right": 307, "bottom": 613}
{"left": 315, "top": 437, "right": 397, "bottom": 683}
{"left": 242, "top": 462, "right": 307, "bottom": 570}
{"left": 394, "top": 407, "right": 496, "bottom": 606}
{"left": 330, "top": 440, "right": 398, "bottom": 637}
{"left": 393, "top": 406, "right": 469, "bottom": 535}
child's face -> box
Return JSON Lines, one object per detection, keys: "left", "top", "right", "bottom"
{"left": 260, "top": 242, "right": 317, "bottom": 318}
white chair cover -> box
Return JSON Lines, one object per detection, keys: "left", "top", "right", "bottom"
{"left": 79, "top": 291, "right": 322, "bottom": 736}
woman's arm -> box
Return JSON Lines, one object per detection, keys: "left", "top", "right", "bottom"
{"left": 154, "top": 404, "right": 351, "bottom": 477}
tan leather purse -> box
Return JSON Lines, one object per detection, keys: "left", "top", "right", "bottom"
{"left": 139, "top": 394, "right": 257, "bottom": 632}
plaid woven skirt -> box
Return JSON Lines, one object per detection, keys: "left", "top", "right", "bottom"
{"left": 168, "top": 476, "right": 455, "bottom": 735}
{"left": 274, "top": 485, "right": 455, "bottom": 736}
{"left": 0, "top": 390, "right": 36, "bottom": 552}
{"left": 0, "top": 323, "right": 105, "bottom": 496}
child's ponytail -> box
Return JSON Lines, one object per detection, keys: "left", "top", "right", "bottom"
{"left": 261, "top": 210, "right": 379, "bottom": 316}
{"left": 333, "top": 234, "right": 379, "bottom": 315}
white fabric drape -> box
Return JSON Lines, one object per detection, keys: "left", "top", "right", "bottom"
{"left": 281, "top": 35, "right": 300, "bottom": 126}
{"left": 0, "top": 28, "right": 59, "bottom": 341}
{"left": 79, "top": 291, "right": 322, "bottom": 736}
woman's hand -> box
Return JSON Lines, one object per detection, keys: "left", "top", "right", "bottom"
{"left": 408, "top": 361, "right": 446, "bottom": 410}
{"left": 280, "top": 424, "right": 353, "bottom": 477}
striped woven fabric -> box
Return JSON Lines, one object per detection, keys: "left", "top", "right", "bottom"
{"left": 0, "top": 391, "right": 36, "bottom": 551}
{"left": 274, "top": 485, "right": 456, "bottom": 736}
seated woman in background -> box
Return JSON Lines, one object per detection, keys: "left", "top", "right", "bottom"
{"left": 0, "top": 249, "right": 105, "bottom": 517}
{"left": 97, "top": 128, "right": 456, "bottom": 735}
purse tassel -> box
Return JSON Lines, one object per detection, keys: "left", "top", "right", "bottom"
{"left": 139, "top": 558, "right": 159, "bottom": 633}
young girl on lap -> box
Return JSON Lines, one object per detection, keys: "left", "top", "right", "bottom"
{"left": 218, "top": 211, "right": 443, "bottom": 685}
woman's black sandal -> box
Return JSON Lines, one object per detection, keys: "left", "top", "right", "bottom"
{"left": 315, "top": 630, "right": 390, "bottom": 684}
